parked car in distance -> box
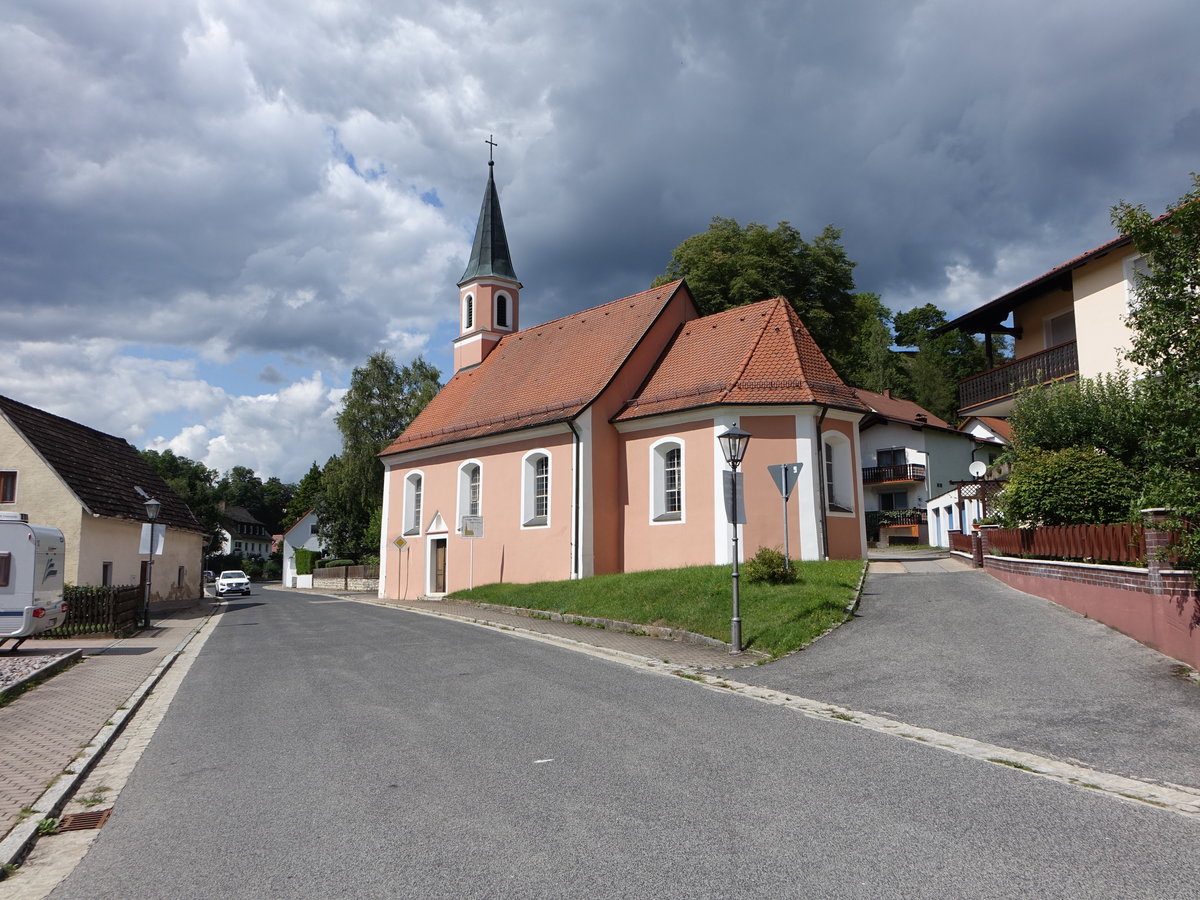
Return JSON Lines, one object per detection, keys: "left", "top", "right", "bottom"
{"left": 203, "top": 570, "right": 215, "bottom": 583}
{"left": 216, "top": 570, "right": 251, "bottom": 597}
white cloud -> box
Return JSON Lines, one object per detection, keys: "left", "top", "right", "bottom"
{"left": 1, "top": 0, "right": 1196, "bottom": 485}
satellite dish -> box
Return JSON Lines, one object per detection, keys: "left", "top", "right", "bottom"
{"left": 969, "top": 461, "right": 987, "bottom": 478}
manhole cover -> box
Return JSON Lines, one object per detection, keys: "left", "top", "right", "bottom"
{"left": 57, "top": 809, "right": 112, "bottom": 831}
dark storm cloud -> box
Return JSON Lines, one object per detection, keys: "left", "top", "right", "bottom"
{"left": 0, "top": 0, "right": 1194, "bottom": 480}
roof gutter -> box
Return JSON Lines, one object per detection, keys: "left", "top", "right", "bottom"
{"left": 567, "top": 418, "right": 582, "bottom": 580}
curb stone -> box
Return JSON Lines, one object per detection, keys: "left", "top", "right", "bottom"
{"left": 0, "top": 650, "right": 83, "bottom": 706}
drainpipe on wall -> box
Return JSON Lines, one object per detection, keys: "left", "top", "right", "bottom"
{"left": 815, "top": 405, "right": 830, "bottom": 560}
{"left": 567, "top": 418, "right": 582, "bottom": 580}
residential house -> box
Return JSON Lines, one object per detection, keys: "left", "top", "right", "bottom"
{"left": 377, "top": 163, "right": 868, "bottom": 599}
{"left": 939, "top": 229, "right": 1142, "bottom": 418}
{"left": 853, "top": 389, "right": 1004, "bottom": 545}
{"left": 216, "top": 504, "right": 272, "bottom": 560}
{"left": 282, "top": 509, "right": 324, "bottom": 587}
{"left": 0, "top": 394, "right": 205, "bottom": 608}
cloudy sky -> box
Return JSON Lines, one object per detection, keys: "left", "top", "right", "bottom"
{"left": 2, "top": 0, "right": 1196, "bottom": 483}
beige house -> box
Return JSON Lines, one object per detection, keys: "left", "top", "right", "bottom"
{"left": 0, "top": 394, "right": 206, "bottom": 608}
{"left": 940, "top": 229, "right": 1143, "bottom": 417}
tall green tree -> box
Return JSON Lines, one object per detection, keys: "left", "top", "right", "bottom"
{"left": 282, "top": 462, "right": 324, "bottom": 534}
{"left": 893, "top": 303, "right": 987, "bottom": 422}
{"left": 1112, "top": 174, "right": 1200, "bottom": 564}
{"left": 652, "top": 217, "right": 861, "bottom": 375}
{"left": 140, "top": 449, "right": 223, "bottom": 551}
{"left": 318, "top": 353, "right": 442, "bottom": 559}
{"left": 839, "top": 292, "right": 908, "bottom": 394}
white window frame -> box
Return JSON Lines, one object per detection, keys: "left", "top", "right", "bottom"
{"left": 650, "top": 438, "right": 685, "bottom": 524}
{"left": 403, "top": 471, "right": 424, "bottom": 536}
{"left": 463, "top": 293, "right": 474, "bottom": 331}
{"left": 0, "top": 469, "right": 16, "bottom": 504}
{"left": 521, "top": 450, "right": 551, "bottom": 528}
{"left": 1044, "top": 306, "right": 1076, "bottom": 348}
{"left": 823, "top": 434, "right": 855, "bottom": 515}
{"left": 457, "top": 460, "right": 483, "bottom": 530}
{"left": 495, "top": 292, "right": 513, "bottom": 331}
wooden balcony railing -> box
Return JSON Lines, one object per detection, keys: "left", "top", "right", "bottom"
{"left": 958, "top": 340, "right": 1078, "bottom": 412}
{"left": 862, "top": 463, "right": 926, "bottom": 484}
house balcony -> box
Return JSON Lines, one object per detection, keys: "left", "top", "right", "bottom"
{"left": 957, "top": 340, "right": 1078, "bottom": 417}
{"left": 862, "top": 463, "right": 926, "bottom": 485}
{"left": 866, "top": 508, "right": 928, "bottom": 544}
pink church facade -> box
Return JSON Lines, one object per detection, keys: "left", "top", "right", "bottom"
{"left": 378, "top": 165, "right": 867, "bottom": 600}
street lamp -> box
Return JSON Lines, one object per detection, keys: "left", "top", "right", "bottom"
{"left": 143, "top": 497, "right": 161, "bottom": 628}
{"left": 718, "top": 425, "right": 751, "bottom": 653}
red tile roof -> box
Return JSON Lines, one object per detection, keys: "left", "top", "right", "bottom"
{"left": 853, "top": 388, "right": 953, "bottom": 430}
{"left": 382, "top": 282, "right": 690, "bottom": 454}
{"left": 615, "top": 298, "right": 865, "bottom": 421}
{"left": 964, "top": 416, "right": 1013, "bottom": 442}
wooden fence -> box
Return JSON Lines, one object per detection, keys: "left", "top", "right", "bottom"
{"left": 42, "top": 584, "right": 143, "bottom": 638}
{"left": 983, "top": 523, "right": 1144, "bottom": 565}
{"left": 949, "top": 531, "right": 974, "bottom": 554}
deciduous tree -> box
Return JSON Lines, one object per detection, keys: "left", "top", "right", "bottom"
{"left": 652, "top": 217, "right": 861, "bottom": 375}
{"left": 318, "top": 353, "right": 442, "bottom": 559}
{"left": 1112, "top": 175, "right": 1200, "bottom": 564}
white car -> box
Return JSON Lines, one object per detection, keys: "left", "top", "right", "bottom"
{"left": 216, "top": 570, "right": 252, "bottom": 597}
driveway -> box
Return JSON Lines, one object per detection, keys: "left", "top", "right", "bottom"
{"left": 741, "top": 559, "right": 1200, "bottom": 790}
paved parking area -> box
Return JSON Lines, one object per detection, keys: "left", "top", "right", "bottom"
{"left": 739, "top": 564, "right": 1200, "bottom": 789}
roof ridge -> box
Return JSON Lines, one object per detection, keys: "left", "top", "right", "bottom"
{"left": 717, "top": 298, "right": 784, "bottom": 403}
{"left": 519, "top": 280, "right": 683, "bottom": 333}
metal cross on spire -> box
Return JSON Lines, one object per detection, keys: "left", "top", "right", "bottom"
{"left": 486, "top": 134, "right": 497, "bottom": 166}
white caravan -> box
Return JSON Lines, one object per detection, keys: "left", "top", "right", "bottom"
{"left": 0, "top": 512, "right": 68, "bottom": 651}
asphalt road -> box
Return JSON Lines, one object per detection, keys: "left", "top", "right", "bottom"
{"left": 741, "top": 568, "right": 1200, "bottom": 789}
{"left": 53, "top": 586, "right": 1200, "bottom": 899}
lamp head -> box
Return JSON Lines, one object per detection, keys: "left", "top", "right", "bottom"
{"left": 144, "top": 497, "right": 162, "bottom": 521}
{"left": 717, "top": 426, "right": 751, "bottom": 469}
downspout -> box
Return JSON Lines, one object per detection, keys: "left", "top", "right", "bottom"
{"left": 567, "top": 418, "right": 582, "bottom": 579}
{"left": 815, "top": 405, "right": 830, "bottom": 560}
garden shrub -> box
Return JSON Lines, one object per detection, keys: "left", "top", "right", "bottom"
{"left": 997, "top": 447, "right": 1136, "bottom": 527}
{"left": 743, "top": 546, "right": 798, "bottom": 584}
{"left": 293, "top": 548, "right": 317, "bottom": 576}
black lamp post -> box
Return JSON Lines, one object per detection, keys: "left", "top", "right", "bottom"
{"left": 143, "top": 497, "right": 161, "bottom": 628}
{"left": 718, "top": 425, "right": 751, "bottom": 653}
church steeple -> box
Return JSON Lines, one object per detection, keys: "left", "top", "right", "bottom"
{"left": 454, "top": 142, "right": 522, "bottom": 373}
{"left": 459, "top": 162, "right": 518, "bottom": 286}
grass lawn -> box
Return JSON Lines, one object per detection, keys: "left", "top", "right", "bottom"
{"left": 450, "top": 559, "right": 865, "bottom": 658}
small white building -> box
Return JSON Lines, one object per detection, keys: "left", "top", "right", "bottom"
{"left": 854, "top": 389, "right": 1003, "bottom": 545}
{"left": 282, "top": 509, "right": 323, "bottom": 588}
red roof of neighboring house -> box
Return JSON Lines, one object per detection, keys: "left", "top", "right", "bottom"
{"left": 382, "top": 281, "right": 690, "bottom": 454}
{"left": 615, "top": 298, "right": 865, "bottom": 421}
{"left": 963, "top": 416, "right": 1013, "bottom": 442}
{"left": 852, "top": 388, "right": 953, "bottom": 431}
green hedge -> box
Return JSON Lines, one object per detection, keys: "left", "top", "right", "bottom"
{"left": 293, "top": 548, "right": 317, "bottom": 576}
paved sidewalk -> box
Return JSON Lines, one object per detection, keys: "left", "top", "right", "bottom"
{"left": 0, "top": 604, "right": 215, "bottom": 843}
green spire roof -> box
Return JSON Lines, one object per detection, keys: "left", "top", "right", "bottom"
{"left": 458, "top": 164, "right": 519, "bottom": 286}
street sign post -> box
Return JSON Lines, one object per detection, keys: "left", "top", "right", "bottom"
{"left": 767, "top": 463, "right": 803, "bottom": 570}
{"left": 461, "top": 516, "right": 484, "bottom": 588}
{"left": 393, "top": 535, "right": 407, "bottom": 550}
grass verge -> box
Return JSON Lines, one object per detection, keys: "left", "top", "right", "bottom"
{"left": 451, "top": 559, "right": 864, "bottom": 658}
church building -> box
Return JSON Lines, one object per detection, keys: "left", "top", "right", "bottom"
{"left": 377, "top": 162, "right": 867, "bottom": 599}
